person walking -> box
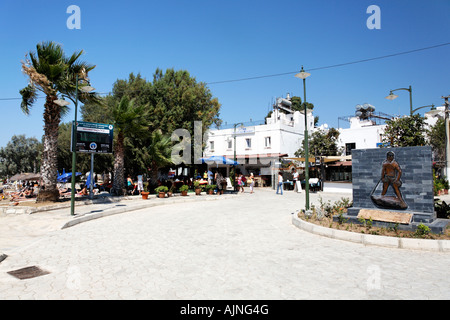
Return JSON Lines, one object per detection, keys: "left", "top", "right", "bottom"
{"left": 292, "top": 168, "right": 300, "bottom": 193}
{"left": 276, "top": 171, "right": 283, "bottom": 195}
{"left": 207, "top": 169, "right": 213, "bottom": 185}
{"left": 137, "top": 175, "right": 144, "bottom": 195}
{"left": 248, "top": 173, "right": 255, "bottom": 194}
{"left": 237, "top": 174, "right": 244, "bottom": 193}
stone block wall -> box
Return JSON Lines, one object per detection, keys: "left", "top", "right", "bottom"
{"left": 351, "top": 146, "right": 434, "bottom": 215}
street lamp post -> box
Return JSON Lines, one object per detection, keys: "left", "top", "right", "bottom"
{"left": 385, "top": 85, "right": 413, "bottom": 116}
{"left": 295, "top": 66, "right": 311, "bottom": 211}
{"left": 55, "top": 74, "right": 94, "bottom": 215}
{"left": 442, "top": 96, "right": 450, "bottom": 178}
{"left": 70, "top": 75, "right": 80, "bottom": 216}
{"left": 233, "top": 122, "right": 243, "bottom": 192}
{"left": 411, "top": 104, "right": 435, "bottom": 114}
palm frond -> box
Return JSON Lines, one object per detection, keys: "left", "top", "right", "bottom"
{"left": 65, "top": 50, "right": 84, "bottom": 67}
{"left": 19, "top": 84, "right": 37, "bottom": 115}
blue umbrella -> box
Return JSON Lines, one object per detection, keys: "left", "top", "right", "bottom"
{"left": 199, "top": 156, "right": 239, "bottom": 165}
{"left": 86, "top": 172, "right": 97, "bottom": 188}
{"left": 57, "top": 172, "right": 82, "bottom": 183}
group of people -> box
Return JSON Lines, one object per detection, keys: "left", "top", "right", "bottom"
{"left": 127, "top": 175, "right": 145, "bottom": 195}
{"left": 123, "top": 171, "right": 259, "bottom": 195}
{"left": 59, "top": 184, "right": 94, "bottom": 197}
{"left": 237, "top": 173, "right": 254, "bottom": 194}
{"left": 276, "top": 168, "right": 300, "bottom": 195}
{"left": 4, "top": 182, "right": 39, "bottom": 202}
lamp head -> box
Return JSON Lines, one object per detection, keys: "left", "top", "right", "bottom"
{"left": 295, "top": 66, "right": 311, "bottom": 80}
{"left": 79, "top": 85, "right": 95, "bottom": 93}
{"left": 385, "top": 91, "right": 399, "bottom": 101}
{"left": 54, "top": 98, "right": 70, "bottom": 107}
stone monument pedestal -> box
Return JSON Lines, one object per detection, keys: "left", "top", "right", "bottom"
{"left": 342, "top": 147, "right": 449, "bottom": 234}
{"left": 339, "top": 207, "right": 449, "bottom": 234}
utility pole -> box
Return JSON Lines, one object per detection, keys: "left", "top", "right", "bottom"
{"left": 443, "top": 95, "right": 450, "bottom": 178}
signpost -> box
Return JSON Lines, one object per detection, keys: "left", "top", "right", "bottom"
{"left": 72, "top": 121, "right": 114, "bottom": 154}
{"left": 71, "top": 121, "right": 114, "bottom": 198}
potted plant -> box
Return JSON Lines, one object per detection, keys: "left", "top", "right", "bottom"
{"left": 179, "top": 184, "right": 189, "bottom": 196}
{"left": 141, "top": 182, "right": 150, "bottom": 200}
{"left": 155, "top": 186, "right": 168, "bottom": 198}
{"left": 194, "top": 181, "right": 202, "bottom": 195}
{"left": 205, "top": 184, "right": 216, "bottom": 195}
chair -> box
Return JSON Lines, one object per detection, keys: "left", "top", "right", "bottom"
{"left": 309, "top": 178, "right": 320, "bottom": 192}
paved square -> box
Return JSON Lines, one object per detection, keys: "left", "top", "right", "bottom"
{"left": 0, "top": 188, "right": 449, "bottom": 299}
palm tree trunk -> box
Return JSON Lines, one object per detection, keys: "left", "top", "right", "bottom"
{"left": 112, "top": 132, "right": 125, "bottom": 195}
{"left": 150, "top": 161, "right": 159, "bottom": 183}
{"left": 37, "top": 95, "right": 61, "bottom": 202}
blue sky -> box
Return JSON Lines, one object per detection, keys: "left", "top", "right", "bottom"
{"left": 0, "top": 0, "right": 449, "bottom": 148}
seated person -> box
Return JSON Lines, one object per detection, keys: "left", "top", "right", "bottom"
{"left": 10, "top": 187, "right": 31, "bottom": 201}
{"left": 24, "top": 187, "right": 35, "bottom": 198}
{"left": 59, "top": 187, "right": 72, "bottom": 197}
{"left": 78, "top": 186, "right": 88, "bottom": 196}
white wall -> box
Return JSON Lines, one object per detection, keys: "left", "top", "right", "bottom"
{"left": 337, "top": 117, "right": 386, "bottom": 153}
{"left": 204, "top": 109, "right": 314, "bottom": 158}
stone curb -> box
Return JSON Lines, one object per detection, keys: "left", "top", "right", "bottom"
{"left": 62, "top": 194, "right": 235, "bottom": 229}
{"left": 0, "top": 195, "right": 129, "bottom": 216}
{"left": 292, "top": 214, "right": 450, "bottom": 252}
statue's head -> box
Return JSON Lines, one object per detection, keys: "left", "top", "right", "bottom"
{"left": 386, "top": 151, "right": 395, "bottom": 160}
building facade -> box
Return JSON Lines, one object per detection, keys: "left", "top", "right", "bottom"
{"left": 203, "top": 95, "right": 314, "bottom": 185}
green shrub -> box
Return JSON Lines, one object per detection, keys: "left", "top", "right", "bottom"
{"left": 155, "top": 186, "right": 168, "bottom": 193}
{"left": 415, "top": 223, "right": 431, "bottom": 237}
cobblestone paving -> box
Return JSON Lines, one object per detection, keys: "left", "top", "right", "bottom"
{"left": 0, "top": 188, "right": 449, "bottom": 299}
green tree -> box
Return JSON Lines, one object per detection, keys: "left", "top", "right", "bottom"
{"left": 110, "top": 96, "right": 150, "bottom": 194}
{"left": 381, "top": 114, "right": 427, "bottom": 147}
{"left": 290, "top": 96, "right": 314, "bottom": 112}
{"left": 147, "top": 68, "right": 222, "bottom": 139}
{"left": 56, "top": 122, "right": 73, "bottom": 173}
{"left": 0, "top": 135, "right": 42, "bottom": 177}
{"left": 428, "top": 118, "right": 446, "bottom": 169}
{"left": 295, "top": 128, "right": 341, "bottom": 157}
{"left": 19, "top": 41, "right": 97, "bottom": 201}
{"left": 134, "top": 129, "right": 173, "bottom": 185}
{"left": 95, "top": 70, "right": 222, "bottom": 137}
{"left": 81, "top": 70, "right": 222, "bottom": 175}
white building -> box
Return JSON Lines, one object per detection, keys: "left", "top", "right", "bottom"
{"left": 336, "top": 104, "right": 446, "bottom": 156}
{"left": 337, "top": 117, "right": 386, "bottom": 155}
{"left": 203, "top": 95, "right": 314, "bottom": 181}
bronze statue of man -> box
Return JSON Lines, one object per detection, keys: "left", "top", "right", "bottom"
{"left": 371, "top": 151, "right": 408, "bottom": 209}
{"left": 381, "top": 151, "right": 403, "bottom": 197}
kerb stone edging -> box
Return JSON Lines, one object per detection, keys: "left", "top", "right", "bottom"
{"left": 292, "top": 214, "right": 450, "bottom": 252}
{"left": 62, "top": 194, "right": 235, "bottom": 229}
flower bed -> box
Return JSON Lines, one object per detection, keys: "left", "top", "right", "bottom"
{"left": 300, "top": 196, "right": 450, "bottom": 240}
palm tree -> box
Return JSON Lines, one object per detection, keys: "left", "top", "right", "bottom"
{"left": 19, "top": 41, "right": 97, "bottom": 201}
{"left": 110, "top": 96, "right": 150, "bottom": 194}
{"left": 137, "top": 129, "right": 173, "bottom": 184}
